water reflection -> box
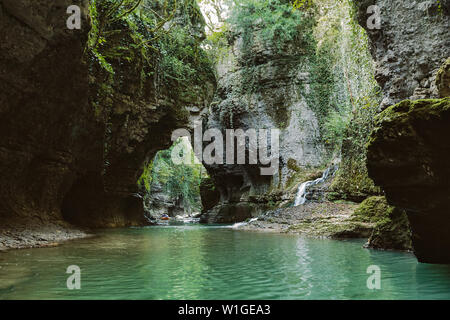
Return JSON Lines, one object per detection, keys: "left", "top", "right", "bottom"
{"left": 0, "top": 226, "right": 450, "bottom": 299}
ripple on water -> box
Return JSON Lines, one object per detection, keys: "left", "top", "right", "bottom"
{"left": 1, "top": 226, "right": 450, "bottom": 299}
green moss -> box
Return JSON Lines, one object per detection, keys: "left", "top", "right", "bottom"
{"left": 367, "top": 98, "right": 450, "bottom": 149}
{"left": 287, "top": 158, "right": 301, "bottom": 172}
{"left": 351, "top": 196, "right": 412, "bottom": 251}
{"left": 383, "top": 98, "right": 447, "bottom": 117}
{"left": 138, "top": 159, "right": 154, "bottom": 192}
{"left": 377, "top": 98, "right": 450, "bottom": 120}
{"left": 329, "top": 87, "right": 381, "bottom": 201}
{"left": 329, "top": 160, "right": 380, "bottom": 202}
{"left": 287, "top": 216, "right": 373, "bottom": 238}
{"left": 352, "top": 196, "right": 393, "bottom": 223}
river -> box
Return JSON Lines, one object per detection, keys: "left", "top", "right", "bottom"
{"left": 1, "top": 225, "right": 450, "bottom": 299}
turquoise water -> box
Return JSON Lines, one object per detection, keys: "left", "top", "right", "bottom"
{"left": 1, "top": 225, "right": 450, "bottom": 299}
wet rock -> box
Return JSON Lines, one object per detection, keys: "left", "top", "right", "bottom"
{"left": 367, "top": 98, "right": 450, "bottom": 263}
{"left": 200, "top": 202, "right": 262, "bottom": 224}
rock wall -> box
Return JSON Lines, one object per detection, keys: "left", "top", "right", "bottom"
{"left": 367, "top": 98, "right": 450, "bottom": 263}
{"left": 201, "top": 17, "right": 328, "bottom": 223}
{"left": 201, "top": 0, "right": 387, "bottom": 223}
{"left": 143, "top": 182, "right": 186, "bottom": 219}
{"left": 356, "top": 0, "right": 450, "bottom": 109}
{"left": 355, "top": 0, "right": 450, "bottom": 262}
{"left": 0, "top": 0, "right": 215, "bottom": 233}
{"left": 199, "top": 177, "right": 220, "bottom": 213}
{"left": 353, "top": 196, "right": 412, "bottom": 251}
{"left": 0, "top": 0, "right": 92, "bottom": 229}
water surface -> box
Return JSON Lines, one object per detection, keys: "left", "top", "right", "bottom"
{"left": 1, "top": 225, "right": 450, "bottom": 299}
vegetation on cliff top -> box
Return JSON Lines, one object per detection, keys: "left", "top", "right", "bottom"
{"left": 87, "top": 0, "right": 215, "bottom": 119}
{"left": 88, "top": 0, "right": 213, "bottom": 83}
{"left": 221, "top": 0, "right": 371, "bottom": 155}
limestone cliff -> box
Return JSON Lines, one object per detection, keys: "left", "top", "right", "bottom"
{"left": 0, "top": 0, "right": 215, "bottom": 246}
{"left": 356, "top": 0, "right": 450, "bottom": 109}
{"left": 201, "top": 0, "right": 383, "bottom": 223}
{"left": 201, "top": 5, "right": 328, "bottom": 223}
{"left": 0, "top": 0, "right": 92, "bottom": 232}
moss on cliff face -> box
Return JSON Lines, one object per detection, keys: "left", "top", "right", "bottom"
{"left": 329, "top": 89, "right": 381, "bottom": 202}
{"left": 367, "top": 98, "right": 450, "bottom": 153}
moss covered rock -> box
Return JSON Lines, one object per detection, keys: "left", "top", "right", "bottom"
{"left": 353, "top": 196, "right": 412, "bottom": 251}
{"left": 367, "top": 98, "right": 450, "bottom": 263}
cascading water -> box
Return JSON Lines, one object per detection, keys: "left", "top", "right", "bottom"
{"left": 231, "top": 217, "right": 259, "bottom": 229}
{"left": 294, "top": 165, "right": 338, "bottom": 206}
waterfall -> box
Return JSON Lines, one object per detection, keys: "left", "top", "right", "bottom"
{"left": 231, "top": 217, "right": 258, "bottom": 229}
{"left": 294, "top": 165, "right": 338, "bottom": 206}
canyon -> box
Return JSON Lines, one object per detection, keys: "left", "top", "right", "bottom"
{"left": 0, "top": 0, "right": 449, "bottom": 265}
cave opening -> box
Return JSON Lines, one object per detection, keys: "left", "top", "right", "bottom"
{"left": 137, "top": 137, "right": 215, "bottom": 222}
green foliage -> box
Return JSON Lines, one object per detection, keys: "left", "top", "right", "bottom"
{"left": 224, "top": 0, "right": 354, "bottom": 152}
{"left": 305, "top": 41, "right": 348, "bottom": 153}
{"left": 158, "top": 26, "right": 212, "bottom": 84}
{"left": 139, "top": 139, "right": 207, "bottom": 211}
{"left": 229, "top": 0, "right": 314, "bottom": 58}
{"left": 292, "top": 0, "right": 314, "bottom": 10}
{"left": 205, "top": 24, "right": 230, "bottom": 67}
{"left": 226, "top": 0, "right": 316, "bottom": 98}
{"left": 437, "top": 0, "right": 444, "bottom": 14}
{"left": 86, "top": 0, "right": 214, "bottom": 176}
{"left": 325, "top": 0, "right": 382, "bottom": 199}
{"left": 138, "top": 159, "right": 154, "bottom": 192}
{"left": 323, "top": 110, "right": 350, "bottom": 146}
{"left": 87, "top": 0, "right": 214, "bottom": 98}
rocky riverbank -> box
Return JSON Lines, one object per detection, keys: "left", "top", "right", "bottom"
{"left": 237, "top": 202, "right": 373, "bottom": 238}
{"left": 236, "top": 197, "right": 412, "bottom": 253}
{"left": 0, "top": 222, "right": 90, "bottom": 251}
